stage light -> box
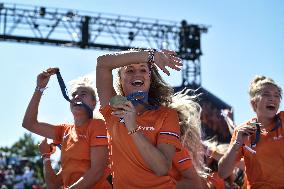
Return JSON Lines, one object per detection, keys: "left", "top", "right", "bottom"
{"left": 179, "top": 21, "right": 201, "bottom": 61}
{"left": 63, "top": 11, "right": 75, "bottom": 21}
{"left": 39, "top": 7, "right": 46, "bottom": 17}
{"left": 128, "top": 31, "right": 134, "bottom": 41}
{"left": 66, "top": 11, "right": 74, "bottom": 18}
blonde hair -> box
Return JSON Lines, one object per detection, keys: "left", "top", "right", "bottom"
{"left": 68, "top": 75, "right": 97, "bottom": 101}
{"left": 249, "top": 75, "right": 282, "bottom": 102}
{"left": 169, "top": 88, "right": 208, "bottom": 177}
{"left": 68, "top": 75, "right": 104, "bottom": 119}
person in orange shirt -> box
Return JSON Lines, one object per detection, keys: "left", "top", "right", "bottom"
{"left": 96, "top": 48, "right": 183, "bottom": 188}
{"left": 218, "top": 75, "right": 284, "bottom": 188}
{"left": 22, "top": 68, "right": 111, "bottom": 189}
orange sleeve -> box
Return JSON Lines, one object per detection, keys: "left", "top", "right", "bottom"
{"left": 53, "top": 125, "right": 65, "bottom": 143}
{"left": 89, "top": 119, "right": 108, "bottom": 147}
{"left": 99, "top": 105, "right": 112, "bottom": 121}
{"left": 173, "top": 147, "right": 193, "bottom": 172}
{"left": 229, "top": 127, "right": 243, "bottom": 162}
{"left": 157, "top": 108, "right": 182, "bottom": 150}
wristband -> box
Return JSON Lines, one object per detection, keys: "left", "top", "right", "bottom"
{"left": 41, "top": 153, "right": 51, "bottom": 159}
{"left": 35, "top": 86, "right": 47, "bottom": 93}
{"left": 43, "top": 158, "right": 51, "bottom": 165}
{"left": 234, "top": 140, "right": 242, "bottom": 146}
{"left": 146, "top": 49, "right": 156, "bottom": 64}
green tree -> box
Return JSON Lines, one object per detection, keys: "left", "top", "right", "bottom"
{"left": 10, "top": 133, "right": 40, "bottom": 157}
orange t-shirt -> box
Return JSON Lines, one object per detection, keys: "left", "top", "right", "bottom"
{"left": 54, "top": 119, "right": 111, "bottom": 189}
{"left": 101, "top": 105, "right": 182, "bottom": 189}
{"left": 230, "top": 111, "right": 284, "bottom": 189}
{"left": 169, "top": 146, "right": 193, "bottom": 181}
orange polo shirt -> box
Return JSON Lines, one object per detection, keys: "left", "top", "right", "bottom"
{"left": 169, "top": 146, "right": 193, "bottom": 181}
{"left": 101, "top": 105, "right": 182, "bottom": 189}
{"left": 230, "top": 111, "right": 284, "bottom": 188}
{"left": 54, "top": 119, "right": 111, "bottom": 189}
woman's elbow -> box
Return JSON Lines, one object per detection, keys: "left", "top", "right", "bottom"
{"left": 22, "top": 119, "right": 37, "bottom": 131}
{"left": 22, "top": 119, "right": 29, "bottom": 129}
{"left": 97, "top": 56, "right": 107, "bottom": 66}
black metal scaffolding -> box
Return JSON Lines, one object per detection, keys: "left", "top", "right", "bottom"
{"left": 0, "top": 2, "right": 208, "bottom": 86}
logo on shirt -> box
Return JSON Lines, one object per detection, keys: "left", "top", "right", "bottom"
{"left": 137, "top": 125, "right": 155, "bottom": 131}
{"left": 78, "top": 134, "right": 87, "bottom": 139}
{"left": 273, "top": 134, "right": 283, "bottom": 141}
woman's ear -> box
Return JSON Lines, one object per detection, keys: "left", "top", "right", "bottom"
{"left": 250, "top": 100, "right": 257, "bottom": 112}
{"left": 91, "top": 99, "right": 97, "bottom": 109}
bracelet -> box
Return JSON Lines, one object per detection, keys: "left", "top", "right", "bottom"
{"left": 43, "top": 158, "right": 51, "bottom": 165}
{"left": 233, "top": 140, "right": 243, "bottom": 151}
{"left": 234, "top": 140, "right": 242, "bottom": 146}
{"left": 128, "top": 127, "right": 141, "bottom": 135}
{"left": 35, "top": 86, "right": 47, "bottom": 93}
{"left": 41, "top": 153, "right": 51, "bottom": 159}
{"left": 146, "top": 49, "right": 156, "bottom": 64}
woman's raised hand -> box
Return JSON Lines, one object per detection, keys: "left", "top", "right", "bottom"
{"left": 37, "top": 67, "right": 59, "bottom": 88}
{"left": 154, "top": 50, "right": 183, "bottom": 75}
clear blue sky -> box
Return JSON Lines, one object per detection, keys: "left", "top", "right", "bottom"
{"left": 1, "top": 0, "right": 284, "bottom": 147}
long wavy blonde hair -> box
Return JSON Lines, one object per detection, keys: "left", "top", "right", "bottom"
{"left": 169, "top": 88, "right": 207, "bottom": 177}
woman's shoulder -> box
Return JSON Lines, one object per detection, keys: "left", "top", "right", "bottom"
{"left": 157, "top": 105, "right": 178, "bottom": 114}
{"left": 58, "top": 123, "right": 74, "bottom": 128}
{"left": 90, "top": 118, "right": 106, "bottom": 126}
{"left": 278, "top": 111, "right": 284, "bottom": 117}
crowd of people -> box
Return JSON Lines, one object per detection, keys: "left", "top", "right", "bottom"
{"left": 0, "top": 152, "right": 45, "bottom": 189}
{"left": 15, "top": 48, "right": 284, "bottom": 188}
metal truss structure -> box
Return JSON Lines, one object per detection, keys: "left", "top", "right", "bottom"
{"left": 0, "top": 2, "right": 208, "bottom": 86}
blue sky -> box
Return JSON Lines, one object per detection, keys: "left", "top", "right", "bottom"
{"left": 1, "top": 0, "right": 284, "bottom": 147}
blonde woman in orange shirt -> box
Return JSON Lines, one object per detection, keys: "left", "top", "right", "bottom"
{"left": 96, "top": 49, "right": 185, "bottom": 189}
{"left": 219, "top": 75, "right": 284, "bottom": 188}
{"left": 22, "top": 68, "right": 111, "bottom": 189}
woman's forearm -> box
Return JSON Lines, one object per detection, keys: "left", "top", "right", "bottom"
{"left": 131, "top": 131, "right": 174, "bottom": 176}
{"left": 22, "top": 90, "right": 42, "bottom": 131}
{"left": 43, "top": 160, "right": 62, "bottom": 189}
{"left": 97, "top": 50, "right": 149, "bottom": 69}
{"left": 68, "top": 168, "right": 104, "bottom": 189}
{"left": 218, "top": 143, "right": 241, "bottom": 179}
